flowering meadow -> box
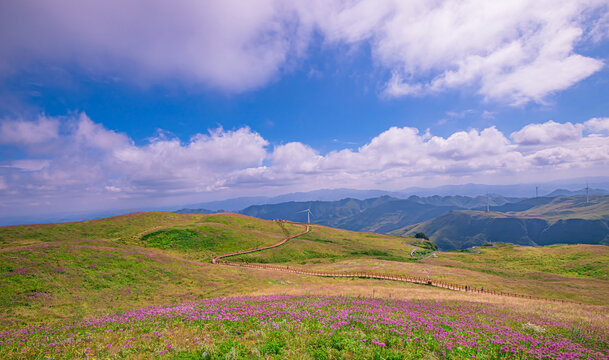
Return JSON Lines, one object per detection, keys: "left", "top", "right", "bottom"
{"left": 0, "top": 295, "right": 607, "bottom": 359}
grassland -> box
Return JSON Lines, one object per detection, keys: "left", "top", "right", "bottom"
{"left": 0, "top": 213, "right": 419, "bottom": 328}
{"left": 514, "top": 195, "right": 609, "bottom": 221}
{"left": 1, "top": 211, "right": 608, "bottom": 358}
{"left": 0, "top": 213, "right": 302, "bottom": 327}
{"left": 229, "top": 224, "right": 417, "bottom": 264}
{"left": 3, "top": 295, "right": 608, "bottom": 359}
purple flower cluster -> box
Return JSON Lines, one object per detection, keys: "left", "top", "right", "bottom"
{"left": 0, "top": 295, "right": 607, "bottom": 359}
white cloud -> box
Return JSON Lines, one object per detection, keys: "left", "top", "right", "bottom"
{"left": 0, "top": 0, "right": 308, "bottom": 92}
{"left": 8, "top": 159, "right": 50, "bottom": 171}
{"left": 0, "top": 116, "right": 59, "bottom": 145}
{"left": 510, "top": 120, "right": 583, "bottom": 145}
{"left": 2, "top": 113, "right": 609, "bottom": 215}
{"left": 74, "top": 113, "right": 130, "bottom": 150}
{"left": 315, "top": 0, "right": 607, "bottom": 104}
{"left": 585, "top": 117, "right": 609, "bottom": 132}
{"left": 1, "top": 1, "right": 607, "bottom": 103}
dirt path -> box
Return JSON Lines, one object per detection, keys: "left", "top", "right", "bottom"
{"left": 211, "top": 222, "right": 569, "bottom": 303}
{"left": 409, "top": 245, "right": 437, "bottom": 260}
{"left": 211, "top": 223, "right": 310, "bottom": 264}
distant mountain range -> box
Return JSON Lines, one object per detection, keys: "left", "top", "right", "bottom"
{"left": 179, "top": 176, "right": 609, "bottom": 211}
{"left": 177, "top": 193, "right": 609, "bottom": 251}
{"left": 179, "top": 194, "right": 521, "bottom": 233}
{"left": 391, "top": 195, "right": 609, "bottom": 250}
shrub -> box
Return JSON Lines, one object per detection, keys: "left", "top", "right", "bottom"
{"left": 414, "top": 232, "right": 429, "bottom": 240}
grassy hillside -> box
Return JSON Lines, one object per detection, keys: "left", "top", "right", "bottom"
{"left": 391, "top": 196, "right": 609, "bottom": 250}
{"left": 0, "top": 212, "right": 211, "bottom": 247}
{"left": 0, "top": 211, "right": 608, "bottom": 360}
{"left": 1, "top": 210, "right": 608, "bottom": 339}
{"left": 0, "top": 212, "right": 421, "bottom": 328}
{"left": 230, "top": 224, "right": 417, "bottom": 264}
{"left": 434, "top": 243, "right": 609, "bottom": 280}
{"left": 300, "top": 243, "right": 609, "bottom": 305}
{"left": 3, "top": 295, "right": 608, "bottom": 360}
{"left": 516, "top": 195, "right": 609, "bottom": 221}
{"left": 403, "top": 211, "right": 609, "bottom": 249}
{"left": 0, "top": 213, "right": 304, "bottom": 327}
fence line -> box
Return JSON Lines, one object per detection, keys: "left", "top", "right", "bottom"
{"left": 212, "top": 222, "right": 571, "bottom": 304}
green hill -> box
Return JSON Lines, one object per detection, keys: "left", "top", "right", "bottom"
{"left": 1, "top": 209, "right": 608, "bottom": 336}
{"left": 0, "top": 212, "right": 419, "bottom": 327}
{"left": 392, "top": 195, "right": 609, "bottom": 250}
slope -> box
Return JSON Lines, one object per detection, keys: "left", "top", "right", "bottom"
{"left": 0, "top": 212, "right": 418, "bottom": 327}
{"left": 392, "top": 195, "right": 609, "bottom": 249}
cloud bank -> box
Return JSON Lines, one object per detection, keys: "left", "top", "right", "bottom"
{"left": 1, "top": 0, "right": 607, "bottom": 103}
{"left": 2, "top": 112, "right": 608, "bottom": 214}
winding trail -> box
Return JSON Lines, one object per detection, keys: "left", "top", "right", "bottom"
{"left": 409, "top": 244, "right": 437, "bottom": 260}
{"left": 210, "top": 221, "right": 570, "bottom": 303}
{"left": 211, "top": 223, "right": 310, "bottom": 264}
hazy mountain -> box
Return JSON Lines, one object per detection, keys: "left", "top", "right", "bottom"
{"left": 546, "top": 188, "right": 609, "bottom": 197}
{"left": 401, "top": 177, "right": 609, "bottom": 198}
{"left": 237, "top": 194, "right": 520, "bottom": 234}
{"left": 392, "top": 195, "right": 609, "bottom": 250}
{"left": 178, "top": 176, "right": 609, "bottom": 212}
{"left": 174, "top": 208, "right": 217, "bottom": 214}
{"left": 180, "top": 189, "right": 407, "bottom": 211}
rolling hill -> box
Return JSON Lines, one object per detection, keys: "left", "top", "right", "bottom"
{"left": 0, "top": 212, "right": 420, "bottom": 327}
{"left": 393, "top": 195, "right": 609, "bottom": 250}
{"left": 1, "top": 211, "right": 608, "bottom": 359}
{"left": 238, "top": 194, "right": 519, "bottom": 233}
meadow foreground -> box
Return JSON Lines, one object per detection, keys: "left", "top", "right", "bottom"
{"left": 1, "top": 212, "right": 609, "bottom": 359}
{"left": 2, "top": 295, "right": 608, "bottom": 359}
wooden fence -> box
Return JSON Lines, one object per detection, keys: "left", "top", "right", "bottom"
{"left": 212, "top": 222, "right": 571, "bottom": 304}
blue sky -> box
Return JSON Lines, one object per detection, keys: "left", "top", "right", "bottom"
{"left": 1, "top": 0, "right": 609, "bottom": 217}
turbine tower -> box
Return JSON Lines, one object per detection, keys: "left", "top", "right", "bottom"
{"left": 586, "top": 183, "right": 590, "bottom": 204}
{"left": 298, "top": 208, "right": 313, "bottom": 224}
{"left": 486, "top": 193, "right": 490, "bottom": 213}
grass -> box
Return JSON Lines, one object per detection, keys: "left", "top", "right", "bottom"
{"left": 303, "top": 248, "right": 609, "bottom": 305}
{"left": 434, "top": 243, "right": 609, "bottom": 280}
{"left": 228, "top": 224, "right": 416, "bottom": 264}
{"left": 2, "top": 295, "right": 607, "bottom": 359}
{"left": 0, "top": 213, "right": 418, "bottom": 329}
{"left": 1, "top": 211, "right": 609, "bottom": 359}
{"left": 0, "top": 239, "right": 243, "bottom": 327}
{"left": 0, "top": 212, "right": 209, "bottom": 247}
{"left": 514, "top": 195, "right": 609, "bottom": 221}
{"left": 139, "top": 220, "right": 301, "bottom": 262}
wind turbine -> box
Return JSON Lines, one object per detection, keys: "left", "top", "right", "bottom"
{"left": 298, "top": 208, "right": 313, "bottom": 224}
{"left": 586, "top": 182, "right": 590, "bottom": 204}
{"left": 486, "top": 193, "right": 490, "bottom": 213}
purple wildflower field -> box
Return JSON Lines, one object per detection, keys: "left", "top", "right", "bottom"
{"left": 0, "top": 295, "right": 607, "bottom": 359}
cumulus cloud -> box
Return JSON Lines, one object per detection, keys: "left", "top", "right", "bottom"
{"left": 0, "top": 0, "right": 307, "bottom": 92}
{"left": 316, "top": 0, "right": 607, "bottom": 104}
{"left": 0, "top": 116, "right": 59, "bottom": 145}
{"left": 0, "top": 113, "right": 270, "bottom": 201}
{"left": 0, "top": 0, "right": 607, "bottom": 103}
{"left": 510, "top": 120, "right": 583, "bottom": 145}
{"left": 585, "top": 117, "right": 609, "bottom": 132}
{"left": 1, "top": 113, "right": 609, "bottom": 215}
